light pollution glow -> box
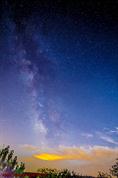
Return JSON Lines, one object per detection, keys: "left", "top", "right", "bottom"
{"left": 33, "top": 146, "right": 118, "bottom": 161}
{"left": 18, "top": 145, "right": 118, "bottom": 176}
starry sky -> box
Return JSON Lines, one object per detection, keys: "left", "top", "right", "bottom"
{"left": 0, "top": 0, "right": 118, "bottom": 175}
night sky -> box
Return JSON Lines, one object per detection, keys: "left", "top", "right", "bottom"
{"left": 0, "top": 0, "right": 118, "bottom": 175}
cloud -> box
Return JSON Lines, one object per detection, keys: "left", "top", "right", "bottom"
{"left": 97, "top": 130, "right": 118, "bottom": 145}
{"left": 109, "top": 127, "right": 118, "bottom": 134}
{"left": 100, "top": 135, "right": 118, "bottom": 145}
{"left": 95, "top": 130, "right": 118, "bottom": 146}
{"left": 20, "top": 144, "right": 40, "bottom": 151}
{"left": 103, "top": 127, "right": 118, "bottom": 135}
{"left": 81, "top": 133, "right": 93, "bottom": 138}
{"left": 34, "top": 145, "right": 118, "bottom": 161}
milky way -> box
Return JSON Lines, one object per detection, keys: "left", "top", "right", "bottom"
{"left": 0, "top": 5, "right": 67, "bottom": 147}
{"left": 0, "top": 0, "right": 118, "bottom": 153}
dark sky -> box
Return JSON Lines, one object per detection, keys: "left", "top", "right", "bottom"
{"left": 0, "top": 0, "right": 118, "bottom": 174}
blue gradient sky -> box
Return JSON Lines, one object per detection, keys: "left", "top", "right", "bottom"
{"left": 0, "top": 0, "right": 118, "bottom": 175}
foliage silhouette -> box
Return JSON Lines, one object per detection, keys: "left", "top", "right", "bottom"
{"left": 0, "top": 145, "right": 25, "bottom": 174}
{"left": 37, "top": 168, "right": 95, "bottom": 178}
{"left": 97, "top": 171, "right": 112, "bottom": 178}
{"left": 110, "top": 158, "right": 118, "bottom": 178}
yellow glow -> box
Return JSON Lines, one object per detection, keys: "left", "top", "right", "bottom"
{"left": 34, "top": 153, "right": 64, "bottom": 161}
{"left": 34, "top": 152, "right": 91, "bottom": 161}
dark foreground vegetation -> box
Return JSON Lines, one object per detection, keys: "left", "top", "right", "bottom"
{"left": 37, "top": 168, "right": 95, "bottom": 178}
{"left": 0, "top": 145, "right": 118, "bottom": 178}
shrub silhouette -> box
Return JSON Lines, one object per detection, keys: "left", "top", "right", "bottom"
{"left": 37, "top": 168, "right": 95, "bottom": 178}
{"left": 0, "top": 145, "right": 25, "bottom": 174}
{"left": 97, "top": 171, "right": 112, "bottom": 178}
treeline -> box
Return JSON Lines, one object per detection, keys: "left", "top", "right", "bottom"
{"left": 37, "top": 168, "right": 95, "bottom": 178}
{"left": 37, "top": 158, "right": 118, "bottom": 178}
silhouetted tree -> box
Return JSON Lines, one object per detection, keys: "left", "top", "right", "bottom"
{"left": 1, "top": 145, "right": 10, "bottom": 163}
{"left": 7, "top": 150, "right": 14, "bottom": 162}
{"left": 110, "top": 158, "right": 118, "bottom": 178}
{"left": 0, "top": 145, "right": 25, "bottom": 174}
